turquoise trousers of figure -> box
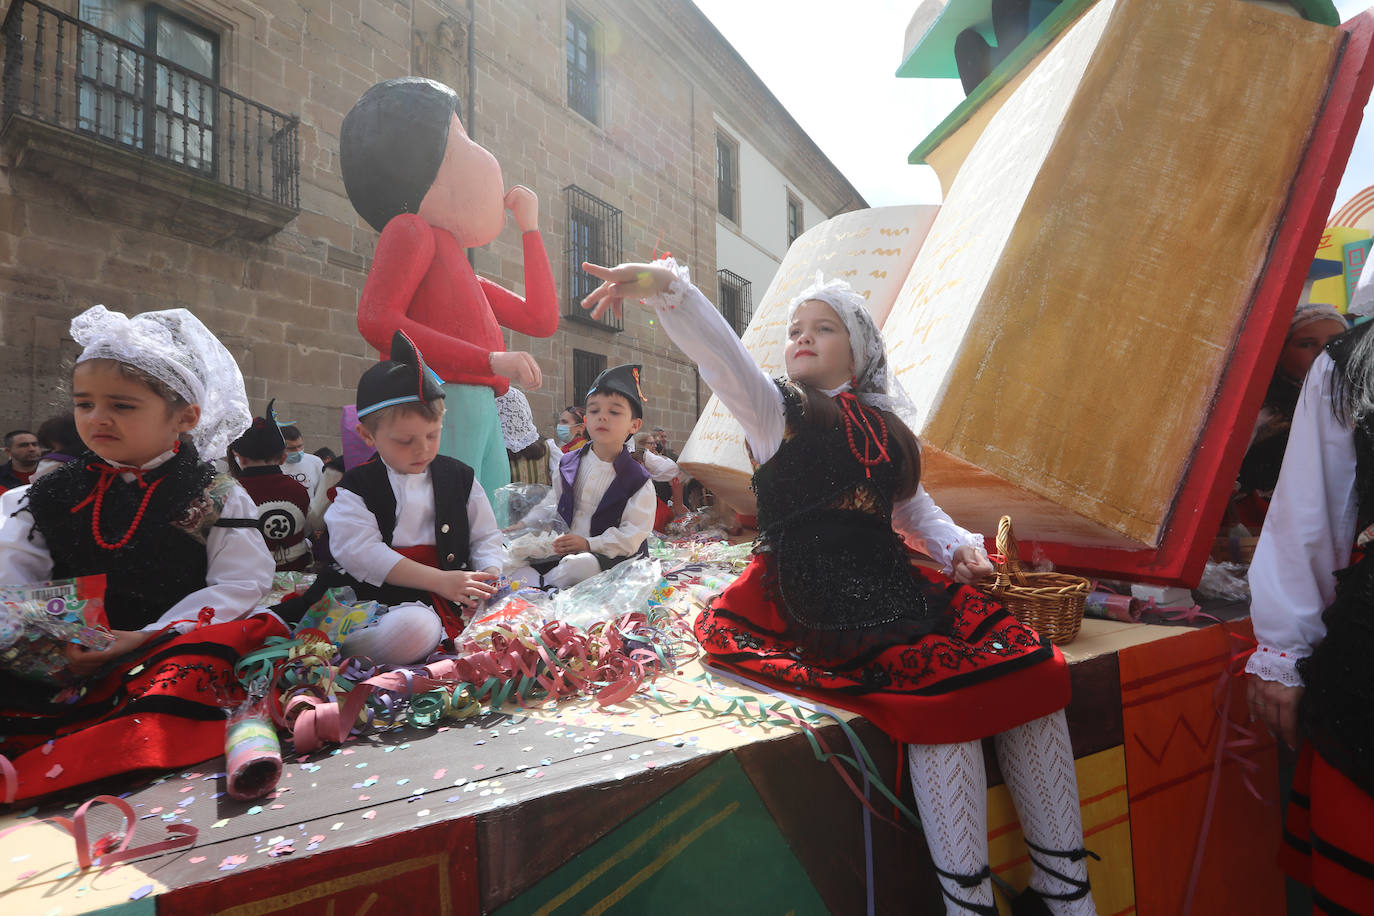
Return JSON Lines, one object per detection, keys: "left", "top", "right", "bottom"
{"left": 439, "top": 383, "right": 510, "bottom": 496}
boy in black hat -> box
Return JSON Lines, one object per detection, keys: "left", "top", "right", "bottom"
{"left": 320, "top": 331, "right": 505, "bottom": 664}
{"left": 229, "top": 400, "right": 312, "bottom": 572}
{"left": 508, "top": 364, "right": 657, "bottom": 589}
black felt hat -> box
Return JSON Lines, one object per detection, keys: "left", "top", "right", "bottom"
{"left": 587, "top": 364, "right": 647, "bottom": 418}
{"left": 356, "top": 331, "right": 446, "bottom": 419}
{"left": 231, "top": 399, "right": 287, "bottom": 460}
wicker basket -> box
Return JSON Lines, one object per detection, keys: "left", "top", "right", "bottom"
{"left": 987, "top": 516, "right": 1090, "bottom": 645}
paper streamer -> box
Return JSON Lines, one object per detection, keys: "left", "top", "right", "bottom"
{"left": 225, "top": 699, "right": 282, "bottom": 801}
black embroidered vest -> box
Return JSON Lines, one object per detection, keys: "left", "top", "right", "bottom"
{"left": 23, "top": 444, "right": 216, "bottom": 631}
{"left": 336, "top": 455, "right": 474, "bottom": 570}
{"left": 749, "top": 382, "right": 939, "bottom": 663}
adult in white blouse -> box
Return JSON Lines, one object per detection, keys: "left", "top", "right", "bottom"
{"left": 1246, "top": 317, "right": 1374, "bottom": 908}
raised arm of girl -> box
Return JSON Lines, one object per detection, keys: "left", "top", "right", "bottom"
{"left": 582, "top": 259, "right": 992, "bottom": 581}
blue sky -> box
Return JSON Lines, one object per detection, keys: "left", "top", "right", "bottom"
{"left": 693, "top": 0, "right": 1373, "bottom": 215}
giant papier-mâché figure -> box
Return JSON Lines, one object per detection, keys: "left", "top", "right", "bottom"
{"left": 340, "top": 77, "right": 558, "bottom": 495}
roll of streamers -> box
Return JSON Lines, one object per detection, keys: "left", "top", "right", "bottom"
{"left": 1084, "top": 591, "right": 1143, "bottom": 623}
{"left": 225, "top": 703, "right": 283, "bottom": 800}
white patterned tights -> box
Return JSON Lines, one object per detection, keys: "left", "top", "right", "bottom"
{"left": 906, "top": 710, "right": 1098, "bottom": 915}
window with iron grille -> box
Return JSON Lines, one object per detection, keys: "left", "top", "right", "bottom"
{"left": 787, "top": 192, "right": 802, "bottom": 246}
{"left": 716, "top": 132, "right": 739, "bottom": 224}
{"left": 572, "top": 349, "right": 607, "bottom": 408}
{"left": 565, "top": 9, "right": 598, "bottom": 124}
{"left": 77, "top": 1, "right": 217, "bottom": 173}
{"left": 564, "top": 185, "right": 623, "bottom": 331}
{"left": 717, "top": 269, "right": 752, "bottom": 336}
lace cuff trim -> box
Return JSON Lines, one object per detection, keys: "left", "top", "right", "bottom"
{"left": 1245, "top": 645, "right": 1305, "bottom": 687}
{"left": 938, "top": 533, "right": 987, "bottom": 576}
{"left": 644, "top": 256, "right": 691, "bottom": 311}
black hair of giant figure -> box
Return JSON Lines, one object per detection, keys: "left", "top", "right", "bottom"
{"left": 340, "top": 77, "right": 463, "bottom": 233}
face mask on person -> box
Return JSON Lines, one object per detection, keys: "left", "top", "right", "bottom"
{"left": 286, "top": 451, "right": 303, "bottom": 464}
{"left": 555, "top": 424, "right": 572, "bottom": 443}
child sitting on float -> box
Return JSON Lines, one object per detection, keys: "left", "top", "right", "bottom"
{"left": 581, "top": 259, "right": 1098, "bottom": 916}
{"left": 0, "top": 305, "right": 284, "bottom": 800}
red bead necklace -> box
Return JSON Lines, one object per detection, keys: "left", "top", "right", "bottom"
{"left": 70, "top": 462, "right": 166, "bottom": 550}
{"left": 836, "top": 389, "right": 890, "bottom": 477}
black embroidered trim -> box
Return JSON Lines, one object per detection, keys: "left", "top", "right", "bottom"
{"left": 1283, "top": 829, "right": 1312, "bottom": 856}
{"left": 110, "top": 693, "right": 237, "bottom": 723}
{"left": 1312, "top": 832, "right": 1374, "bottom": 881}
{"left": 1311, "top": 893, "right": 1365, "bottom": 916}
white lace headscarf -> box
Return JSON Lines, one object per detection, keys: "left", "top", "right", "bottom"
{"left": 785, "top": 272, "right": 911, "bottom": 415}
{"left": 71, "top": 305, "right": 252, "bottom": 460}
{"left": 495, "top": 387, "right": 540, "bottom": 452}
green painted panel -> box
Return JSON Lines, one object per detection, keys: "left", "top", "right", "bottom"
{"left": 494, "top": 754, "right": 829, "bottom": 916}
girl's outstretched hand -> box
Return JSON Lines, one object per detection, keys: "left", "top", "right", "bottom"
{"left": 580, "top": 262, "right": 676, "bottom": 320}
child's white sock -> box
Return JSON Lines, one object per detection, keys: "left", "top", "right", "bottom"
{"left": 993, "top": 711, "right": 1097, "bottom": 915}
{"left": 908, "top": 740, "right": 997, "bottom": 915}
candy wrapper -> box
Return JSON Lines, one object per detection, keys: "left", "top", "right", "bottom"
{"left": 224, "top": 695, "right": 282, "bottom": 800}
{"left": 294, "top": 587, "right": 381, "bottom": 643}
{"left": 0, "top": 575, "right": 114, "bottom": 685}
{"left": 264, "top": 570, "right": 316, "bottom": 606}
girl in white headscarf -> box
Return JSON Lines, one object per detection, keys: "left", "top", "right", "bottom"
{"left": 581, "top": 260, "right": 1097, "bottom": 916}
{"left": 0, "top": 305, "right": 286, "bottom": 801}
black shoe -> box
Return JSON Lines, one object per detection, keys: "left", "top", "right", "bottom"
{"left": 1010, "top": 841, "right": 1099, "bottom": 914}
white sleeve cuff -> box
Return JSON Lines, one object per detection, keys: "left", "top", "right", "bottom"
{"left": 1245, "top": 645, "right": 1306, "bottom": 687}
{"left": 643, "top": 256, "right": 691, "bottom": 311}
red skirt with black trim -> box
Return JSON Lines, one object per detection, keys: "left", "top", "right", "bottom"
{"left": 0, "top": 613, "right": 288, "bottom": 801}
{"left": 694, "top": 555, "right": 1070, "bottom": 745}
{"left": 1281, "top": 745, "right": 1374, "bottom": 915}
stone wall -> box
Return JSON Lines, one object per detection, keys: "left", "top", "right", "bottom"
{"left": 0, "top": 0, "right": 860, "bottom": 459}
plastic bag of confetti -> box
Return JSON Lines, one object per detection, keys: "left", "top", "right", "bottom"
{"left": 456, "top": 588, "right": 553, "bottom": 643}
{"left": 491, "top": 482, "right": 553, "bottom": 530}
{"left": 0, "top": 575, "right": 114, "bottom": 684}
{"left": 550, "top": 557, "right": 663, "bottom": 630}
{"left": 664, "top": 506, "right": 732, "bottom": 540}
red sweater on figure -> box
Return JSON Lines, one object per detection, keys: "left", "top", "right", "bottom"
{"left": 356, "top": 215, "right": 559, "bottom": 395}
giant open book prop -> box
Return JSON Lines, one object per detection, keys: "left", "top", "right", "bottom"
{"left": 680, "top": 0, "right": 1374, "bottom": 585}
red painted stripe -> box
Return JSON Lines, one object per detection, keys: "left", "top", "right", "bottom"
{"left": 986, "top": 785, "right": 1127, "bottom": 843}
{"left": 1121, "top": 673, "right": 1223, "bottom": 709}
{"left": 1330, "top": 185, "right": 1374, "bottom": 226}
{"left": 1128, "top": 742, "right": 1270, "bottom": 804}
{"left": 1120, "top": 657, "right": 1226, "bottom": 693}
{"left": 1080, "top": 783, "right": 1128, "bottom": 806}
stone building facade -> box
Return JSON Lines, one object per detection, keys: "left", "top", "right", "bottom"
{"left": 0, "top": 0, "right": 863, "bottom": 454}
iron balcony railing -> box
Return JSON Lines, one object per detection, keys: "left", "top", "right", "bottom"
{"left": 564, "top": 184, "right": 623, "bottom": 332}
{"left": 0, "top": 0, "right": 299, "bottom": 209}
{"left": 717, "top": 268, "right": 752, "bottom": 336}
